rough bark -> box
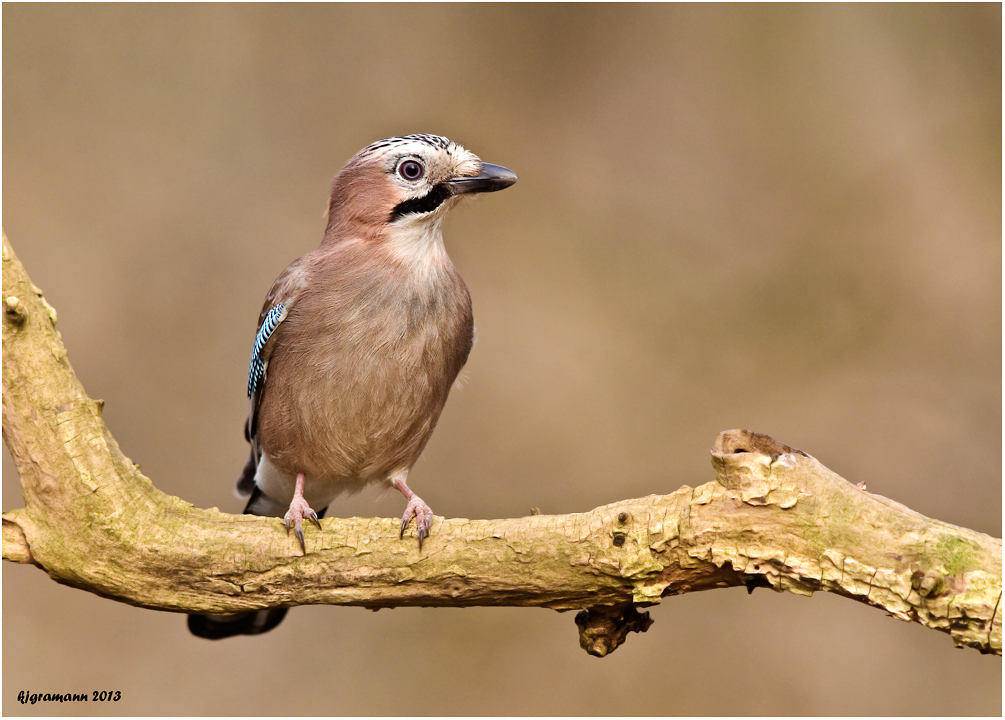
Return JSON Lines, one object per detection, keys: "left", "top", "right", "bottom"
{"left": 3, "top": 231, "right": 1001, "bottom": 656}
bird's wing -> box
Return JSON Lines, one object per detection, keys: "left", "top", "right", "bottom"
{"left": 236, "top": 255, "right": 311, "bottom": 496}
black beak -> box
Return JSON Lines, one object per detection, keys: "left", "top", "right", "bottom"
{"left": 446, "top": 163, "right": 518, "bottom": 195}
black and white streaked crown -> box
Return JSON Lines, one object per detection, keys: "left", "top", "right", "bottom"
{"left": 359, "top": 134, "right": 457, "bottom": 157}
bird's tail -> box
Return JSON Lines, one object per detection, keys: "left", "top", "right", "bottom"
{"left": 186, "top": 604, "right": 289, "bottom": 640}
{"left": 187, "top": 482, "right": 323, "bottom": 640}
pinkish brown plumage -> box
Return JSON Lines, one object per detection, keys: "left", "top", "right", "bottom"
{"left": 254, "top": 240, "right": 473, "bottom": 499}
{"left": 189, "top": 134, "right": 516, "bottom": 640}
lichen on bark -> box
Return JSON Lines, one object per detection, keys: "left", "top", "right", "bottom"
{"left": 2, "top": 232, "right": 1001, "bottom": 656}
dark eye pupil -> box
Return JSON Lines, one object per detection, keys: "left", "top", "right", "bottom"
{"left": 399, "top": 160, "right": 423, "bottom": 180}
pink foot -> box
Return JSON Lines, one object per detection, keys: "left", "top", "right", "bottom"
{"left": 284, "top": 473, "right": 322, "bottom": 554}
{"left": 399, "top": 495, "right": 434, "bottom": 549}
{"left": 391, "top": 472, "right": 433, "bottom": 549}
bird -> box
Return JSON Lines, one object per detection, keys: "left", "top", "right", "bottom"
{"left": 188, "top": 134, "right": 516, "bottom": 639}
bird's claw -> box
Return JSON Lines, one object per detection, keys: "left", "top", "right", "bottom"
{"left": 284, "top": 497, "right": 321, "bottom": 554}
{"left": 399, "top": 497, "right": 433, "bottom": 550}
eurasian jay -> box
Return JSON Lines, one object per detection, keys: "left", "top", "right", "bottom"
{"left": 188, "top": 134, "right": 516, "bottom": 639}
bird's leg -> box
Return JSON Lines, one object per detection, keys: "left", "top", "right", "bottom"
{"left": 390, "top": 471, "right": 433, "bottom": 549}
{"left": 283, "top": 472, "right": 322, "bottom": 554}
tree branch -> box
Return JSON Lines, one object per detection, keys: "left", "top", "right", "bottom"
{"left": 3, "top": 231, "right": 1001, "bottom": 657}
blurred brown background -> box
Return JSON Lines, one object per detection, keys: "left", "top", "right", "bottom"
{"left": 3, "top": 4, "right": 1001, "bottom": 716}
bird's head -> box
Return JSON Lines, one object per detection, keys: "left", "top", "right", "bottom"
{"left": 323, "top": 134, "right": 517, "bottom": 252}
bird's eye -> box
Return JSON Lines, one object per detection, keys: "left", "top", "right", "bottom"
{"left": 397, "top": 160, "right": 425, "bottom": 181}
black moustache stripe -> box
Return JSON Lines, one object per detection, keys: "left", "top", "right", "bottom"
{"left": 390, "top": 183, "right": 453, "bottom": 222}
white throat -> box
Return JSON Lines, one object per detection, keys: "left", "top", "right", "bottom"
{"left": 384, "top": 208, "right": 453, "bottom": 277}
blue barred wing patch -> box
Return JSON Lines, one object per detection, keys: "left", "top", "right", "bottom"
{"left": 248, "top": 303, "right": 287, "bottom": 397}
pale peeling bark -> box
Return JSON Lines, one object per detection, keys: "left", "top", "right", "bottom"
{"left": 3, "top": 231, "right": 1001, "bottom": 657}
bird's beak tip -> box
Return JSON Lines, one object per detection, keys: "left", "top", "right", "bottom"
{"left": 481, "top": 163, "right": 519, "bottom": 188}
{"left": 447, "top": 163, "right": 518, "bottom": 195}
